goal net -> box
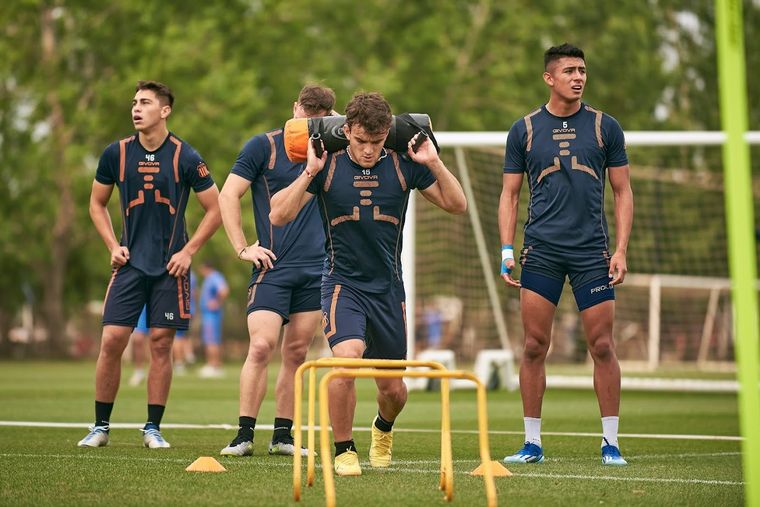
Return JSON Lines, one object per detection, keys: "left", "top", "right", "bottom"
{"left": 404, "top": 131, "right": 760, "bottom": 387}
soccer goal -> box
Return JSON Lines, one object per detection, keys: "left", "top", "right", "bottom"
{"left": 402, "top": 130, "right": 760, "bottom": 390}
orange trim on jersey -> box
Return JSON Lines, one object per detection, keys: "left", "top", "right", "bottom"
{"left": 266, "top": 129, "right": 282, "bottom": 170}
{"left": 324, "top": 284, "right": 342, "bottom": 340}
{"left": 154, "top": 189, "right": 176, "bottom": 214}
{"left": 373, "top": 206, "right": 399, "bottom": 225}
{"left": 571, "top": 156, "right": 598, "bottom": 179}
{"left": 330, "top": 206, "right": 360, "bottom": 226}
{"left": 144, "top": 183, "right": 154, "bottom": 189}
{"left": 169, "top": 136, "right": 182, "bottom": 183}
{"left": 137, "top": 166, "right": 160, "bottom": 173}
{"left": 125, "top": 190, "right": 145, "bottom": 216}
{"left": 352, "top": 181, "right": 379, "bottom": 188}
{"left": 537, "top": 158, "right": 561, "bottom": 184}
{"left": 585, "top": 105, "right": 604, "bottom": 148}
{"left": 360, "top": 190, "right": 372, "bottom": 197}
{"left": 524, "top": 108, "right": 541, "bottom": 152}
{"left": 144, "top": 175, "right": 154, "bottom": 181}
{"left": 102, "top": 268, "right": 119, "bottom": 316}
{"left": 177, "top": 275, "right": 191, "bottom": 319}
{"left": 360, "top": 199, "right": 372, "bottom": 206}
{"left": 324, "top": 151, "right": 341, "bottom": 192}
{"left": 552, "top": 133, "right": 577, "bottom": 140}
{"left": 390, "top": 152, "right": 407, "bottom": 191}
{"left": 118, "top": 136, "right": 134, "bottom": 182}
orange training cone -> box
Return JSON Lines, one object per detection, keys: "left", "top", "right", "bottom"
{"left": 470, "top": 460, "right": 512, "bottom": 477}
{"left": 185, "top": 456, "right": 227, "bottom": 472}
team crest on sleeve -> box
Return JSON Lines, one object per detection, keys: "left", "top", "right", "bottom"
{"left": 197, "top": 162, "right": 210, "bottom": 177}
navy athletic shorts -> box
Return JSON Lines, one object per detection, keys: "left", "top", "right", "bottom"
{"left": 246, "top": 264, "right": 321, "bottom": 325}
{"left": 519, "top": 242, "right": 615, "bottom": 311}
{"left": 321, "top": 279, "right": 407, "bottom": 360}
{"left": 102, "top": 263, "right": 191, "bottom": 330}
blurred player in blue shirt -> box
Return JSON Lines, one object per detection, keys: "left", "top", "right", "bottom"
{"left": 270, "top": 92, "right": 466, "bottom": 476}
{"left": 499, "top": 44, "right": 633, "bottom": 466}
{"left": 198, "top": 261, "right": 229, "bottom": 378}
{"left": 218, "top": 85, "right": 335, "bottom": 457}
{"left": 79, "top": 81, "right": 221, "bottom": 449}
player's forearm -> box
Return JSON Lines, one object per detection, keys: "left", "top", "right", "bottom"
{"left": 218, "top": 190, "right": 248, "bottom": 252}
{"left": 498, "top": 189, "right": 520, "bottom": 246}
{"left": 425, "top": 159, "right": 467, "bottom": 214}
{"left": 613, "top": 186, "right": 634, "bottom": 253}
{"left": 89, "top": 202, "right": 120, "bottom": 251}
{"left": 270, "top": 173, "right": 311, "bottom": 226}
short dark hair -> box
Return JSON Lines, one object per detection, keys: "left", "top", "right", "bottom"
{"left": 135, "top": 80, "right": 174, "bottom": 107}
{"left": 544, "top": 43, "right": 585, "bottom": 69}
{"left": 344, "top": 92, "right": 392, "bottom": 134}
{"left": 297, "top": 84, "right": 336, "bottom": 116}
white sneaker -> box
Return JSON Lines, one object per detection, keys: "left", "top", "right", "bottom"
{"left": 268, "top": 439, "right": 310, "bottom": 457}
{"left": 142, "top": 426, "right": 171, "bottom": 448}
{"left": 220, "top": 439, "right": 254, "bottom": 457}
{"left": 128, "top": 368, "right": 145, "bottom": 387}
{"left": 77, "top": 425, "right": 110, "bottom": 447}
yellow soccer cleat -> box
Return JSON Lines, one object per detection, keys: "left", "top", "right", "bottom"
{"left": 369, "top": 417, "right": 393, "bottom": 468}
{"left": 334, "top": 450, "right": 362, "bottom": 476}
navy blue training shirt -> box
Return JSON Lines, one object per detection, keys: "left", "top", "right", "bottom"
{"left": 504, "top": 103, "right": 628, "bottom": 250}
{"left": 95, "top": 132, "right": 214, "bottom": 276}
{"left": 307, "top": 149, "right": 436, "bottom": 293}
{"left": 230, "top": 128, "right": 325, "bottom": 271}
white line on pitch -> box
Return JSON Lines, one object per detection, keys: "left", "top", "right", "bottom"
{"left": 0, "top": 420, "right": 742, "bottom": 441}
{"left": 0, "top": 453, "right": 742, "bottom": 486}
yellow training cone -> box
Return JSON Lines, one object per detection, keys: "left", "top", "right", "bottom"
{"left": 186, "top": 457, "right": 227, "bottom": 472}
{"left": 470, "top": 461, "right": 512, "bottom": 477}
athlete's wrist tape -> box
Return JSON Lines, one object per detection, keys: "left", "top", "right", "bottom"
{"left": 501, "top": 244, "right": 514, "bottom": 275}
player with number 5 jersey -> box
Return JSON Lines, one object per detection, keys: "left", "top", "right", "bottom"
{"left": 498, "top": 44, "right": 634, "bottom": 466}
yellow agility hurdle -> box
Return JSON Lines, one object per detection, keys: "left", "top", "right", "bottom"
{"left": 293, "top": 358, "right": 454, "bottom": 502}
{"left": 318, "top": 369, "right": 497, "bottom": 507}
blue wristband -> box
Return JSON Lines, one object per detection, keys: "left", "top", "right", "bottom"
{"left": 501, "top": 245, "right": 514, "bottom": 275}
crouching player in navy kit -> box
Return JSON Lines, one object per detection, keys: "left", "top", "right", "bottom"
{"left": 79, "top": 80, "right": 221, "bottom": 449}
{"left": 270, "top": 92, "right": 467, "bottom": 476}
{"left": 498, "top": 44, "right": 634, "bottom": 465}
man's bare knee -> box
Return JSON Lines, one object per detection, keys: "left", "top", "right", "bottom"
{"left": 523, "top": 335, "right": 549, "bottom": 362}
{"left": 589, "top": 336, "right": 615, "bottom": 362}
{"left": 247, "top": 337, "right": 275, "bottom": 365}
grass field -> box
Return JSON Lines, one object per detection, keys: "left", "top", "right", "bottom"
{"left": 0, "top": 361, "right": 744, "bottom": 506}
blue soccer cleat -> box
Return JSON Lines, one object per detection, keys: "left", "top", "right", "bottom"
{"left": 503, "top": 442, "right": 545, "bottom": 464}
{"left": 601, "top": 439, "right": 627, "bottom": 466}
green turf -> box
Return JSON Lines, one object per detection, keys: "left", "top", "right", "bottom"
{"left": 0, "top": 361, "right": 744, "bottom": 506}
